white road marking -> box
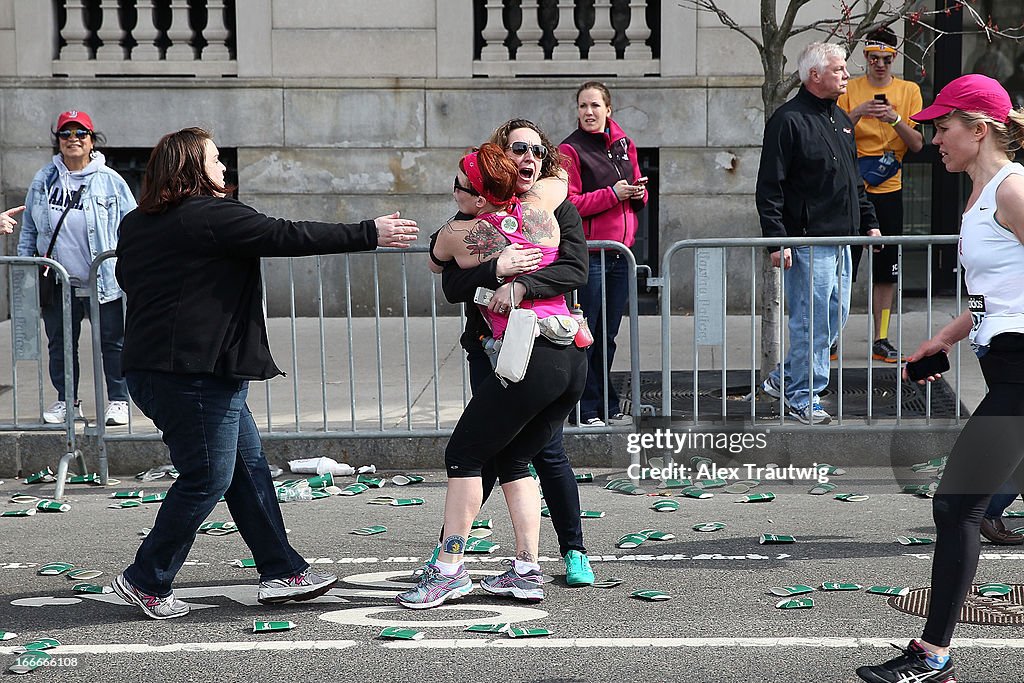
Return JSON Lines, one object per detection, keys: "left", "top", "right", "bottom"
{"left": 3, "top": 553, "right": 1023, "bottom": 572}
{"left": 0, "top": 641, "right": 358, "bottom": 655}
{"left": 2, "top": 637, "right": 1023, "bottom": 657}
{"left": 379, "top": 637, "right": 1024, "bottom": 650}
{"left": 342, "top": 569, "right": 501, "bottom": 589}
{"left": 11, "top": 597, "right": 81, "bottom": 607}
{"left": 319, "top": 604, "right": 548, "bottom": 628}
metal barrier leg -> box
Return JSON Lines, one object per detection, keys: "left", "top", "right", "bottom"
{"left": 53, "top": 448, "right": 85, "bottom": 499}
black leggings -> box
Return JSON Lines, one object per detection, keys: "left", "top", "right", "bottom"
{"left": 445, "top": 340, "right": 587, "bottom": 484}
{"left": 923, "top": 335, "right": 1024, "bottom": 647}
{"left": 470, "top": 349, "right": 587, "bottom": 555}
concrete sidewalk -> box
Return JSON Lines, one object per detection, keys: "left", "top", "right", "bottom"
{"left": 0, "top": 297, "right": 982, "bottom": 478}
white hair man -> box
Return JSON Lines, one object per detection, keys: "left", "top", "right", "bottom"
{"left": 755, "top": 41, "right": 882, "bottom": 424}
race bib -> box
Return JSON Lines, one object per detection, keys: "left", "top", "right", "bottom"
{"left": 968, "top": 294, "right": 986, "bottom": 337}
{"left": 968, "top": 294, "right": 987, "bottom": 356}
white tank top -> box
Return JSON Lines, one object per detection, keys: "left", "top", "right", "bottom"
{"left": 959, "top": 161, "right": 1024, "bottom": 347}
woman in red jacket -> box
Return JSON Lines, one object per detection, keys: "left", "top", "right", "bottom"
{"left": 559, "top": 81, "right": 647, "bottom": 427}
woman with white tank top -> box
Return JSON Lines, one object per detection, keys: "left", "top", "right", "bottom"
{"left": 856, "top": 75, "right": 1024, "bottom": 683}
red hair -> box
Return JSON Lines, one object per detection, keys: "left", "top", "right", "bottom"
{"left": 460, "top": 142, "right": 518, "bottom": 208}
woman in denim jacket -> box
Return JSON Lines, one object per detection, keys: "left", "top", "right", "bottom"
{"left": 17, "top": 110, "right": 137, "bottom": 426}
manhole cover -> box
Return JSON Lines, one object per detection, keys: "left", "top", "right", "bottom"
{"left": 889, "top": 585, "right": 1024, "bottom": 625}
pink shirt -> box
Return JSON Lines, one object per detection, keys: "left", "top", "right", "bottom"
{"left": 476, "top": 201, "right": 570, "bottom": 339}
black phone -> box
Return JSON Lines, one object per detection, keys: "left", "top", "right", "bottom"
{"left": 874, "top": 94, "right": 887, "bottom": 103}
{"left": 906, "top": 351, "right": 950, "bottom": 382}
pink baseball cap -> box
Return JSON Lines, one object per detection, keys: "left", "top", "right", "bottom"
{"left": 911, "top": 74, "right": 1011, "bottom": 123}
{"left": 56, "top": 110, "right": 94, "bottom": 131}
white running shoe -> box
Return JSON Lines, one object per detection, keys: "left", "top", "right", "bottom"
{"left": 257, "top": 568, "right": 338, "bottom": 605}
{"left": 105, "top": 401, "right": 130, "bottom": 426}
{"left": 43, "top": 400, "right": 82, "bottom": 424}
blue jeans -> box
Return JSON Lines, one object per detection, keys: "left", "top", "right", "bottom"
{"left": 123, "top": 371, "right": 307, "bottom": 597}
{"left": 41, "top": 292, "right": 128, "bottom": 402}
{"left": 770, "top": 246, "right": 851, "bottom": 409}
{"left": 578, "top": 253, "right": 630, "bottom": 420}
{"left": 985, "top": 480, "right": 1019, "bottom": 519}
{"left": 469, "top": 348, "right": 586, "bottom": 555}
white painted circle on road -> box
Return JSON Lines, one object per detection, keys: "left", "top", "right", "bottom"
{"left": 11, "top": 596, "right": 81, "bottom": 607}
{"left": 320, "top": 604, "right": 547, "bottom": 628}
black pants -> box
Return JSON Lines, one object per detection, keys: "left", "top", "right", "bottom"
{"left": 445, "top": 339, "right": 586, "bottom": 519}
{"left": 923, "top": 333, "right": 1024, "bottom": 647}
{"left": 468, "top": 348, "right": 586, "bottom": 555}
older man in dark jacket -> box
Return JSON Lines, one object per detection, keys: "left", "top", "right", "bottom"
{"left": 756, "top": 41, "right": 880, "bottom": 424}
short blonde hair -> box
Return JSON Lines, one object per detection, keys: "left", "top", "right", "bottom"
{"left": 939, "top": 108, "right": 1024, "bottom": 158}
{"left": 798, "top": 42, "right": 847, "bottom": 83}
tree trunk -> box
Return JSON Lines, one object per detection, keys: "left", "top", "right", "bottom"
{"left": 757, "top": 42, "right": 790, "bottom": 378}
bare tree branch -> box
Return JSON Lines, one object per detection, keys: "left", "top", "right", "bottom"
{"left": 678, "top": 1, "right": 765, "bottom": 52}
{"left": 777, "top": 0, "right": 814, "bottom": 42}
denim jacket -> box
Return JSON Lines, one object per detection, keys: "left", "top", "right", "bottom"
{"left": 17, "top": 156, "right": 137, "bottom": 304}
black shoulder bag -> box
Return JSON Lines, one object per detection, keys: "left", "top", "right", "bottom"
{"left": 37, "top": 185, "right": 84, "bottom": 307}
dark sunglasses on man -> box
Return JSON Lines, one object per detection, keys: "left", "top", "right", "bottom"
{"left": 453, "top": 176, "right": 480, "bottom": 196}
{"left": 57, "top": 128, "right": 93, "bottom": 140}
{"left": 507, "top": 141, "right": 548, "bottom": 159}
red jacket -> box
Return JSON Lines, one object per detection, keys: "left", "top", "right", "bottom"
{"left": 559, "top": 117, "right": 646, "bottom": 248}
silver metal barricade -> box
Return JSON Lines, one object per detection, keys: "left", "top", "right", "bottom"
{"left": 88, "top": 240, "right": 647, "bottom": 479}
{"left": 658, "top": 234, "right": 962, "bottom": 428}
{"left": 1, "top": 256, "right": 86, "bottom": 498}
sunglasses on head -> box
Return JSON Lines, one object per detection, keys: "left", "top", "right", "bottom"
{"left": 453, "top": 176, "right": 480, "bottom": 197}
{"left": 507, "top": 141, "right": 548, "bottom": 159}
{"left": 57, "top": 128, "right": 92, "bottom": 140}
{"left": 867, "top": 55, "right": 894, "bottom": 65}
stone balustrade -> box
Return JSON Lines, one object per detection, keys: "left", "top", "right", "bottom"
{"left": 475, "top": 0, "right": 659, "bottom": 77}
{"left": 54, "top": 0, "right": 236, "bottom": 77}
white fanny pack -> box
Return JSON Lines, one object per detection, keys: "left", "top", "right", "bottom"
{"left": 494, "top": 306, "right": 538, "bottom": 385}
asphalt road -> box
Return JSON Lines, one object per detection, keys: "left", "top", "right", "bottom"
{"left": 1, "top": 467, "right": 1021, "bottom": 683}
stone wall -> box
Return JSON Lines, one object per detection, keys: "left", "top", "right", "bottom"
{"left": 0, "top": 1, "right": 903, "bottom": 319}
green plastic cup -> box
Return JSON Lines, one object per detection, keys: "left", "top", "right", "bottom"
{"left": 35, "top": 499, "right": 71, "bottom": 513}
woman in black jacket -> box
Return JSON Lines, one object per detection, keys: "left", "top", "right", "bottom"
{"left": 111, "top": 127, "right": 418, "bottom": 620}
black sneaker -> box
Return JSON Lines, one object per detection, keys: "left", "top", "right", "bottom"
{"left": 856, "top": 640, "right": 955, "bottom": 682}
{"left": 872, "top": 338, "right": 901, "bottom": 364}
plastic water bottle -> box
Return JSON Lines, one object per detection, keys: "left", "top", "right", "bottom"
{"left": 482, "top": 335, "right": 501, "bottom": 368}
{"left": 571, "top": 305, "right": 594, "bottom": 348}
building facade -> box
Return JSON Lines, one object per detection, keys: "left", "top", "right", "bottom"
{"left": 1, "top": 1, "right": 1021, "bottom": 317}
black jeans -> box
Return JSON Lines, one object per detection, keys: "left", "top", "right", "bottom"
{"left": 41, "top": 292, "right": 128, "bottom": 403}
{"left": 442, "top": 344, "right": 587, "bottom": 555}
{"left": 444, "top": 344, "right": 589, "bottom": 557}
{"left": 923, "top": 334, "right": 1024, "bottom": 647}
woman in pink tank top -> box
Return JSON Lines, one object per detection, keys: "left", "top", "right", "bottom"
{"left": 430, "top": 143, "right": 570, "bottom": 337}
{"left": 399, "top": 143, "right": 587, "bottom": 609}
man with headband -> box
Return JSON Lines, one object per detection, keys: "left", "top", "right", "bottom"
{"left": 838, "top": 27, "right": 923, "bottom": 364}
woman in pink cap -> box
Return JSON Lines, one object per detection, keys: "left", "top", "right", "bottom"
{"left": 856, "top": 74, "right": 1024, "bottom": 683}
{"left": 398, "top": 143, "right": 586, "bottom": 609}
{"left": 16, "top": 110, "right": 136, "bottom": 427}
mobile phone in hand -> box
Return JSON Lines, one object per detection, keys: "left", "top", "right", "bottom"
{"left": 906, "top": 351, "right": 949, "bottom": 382}
{"left": 874, "top": 94, "right": 887, "bottom": 103}
{"left": 635, "top": 176, "right": 648, "bottom": 185}
{"left": 473, "top": 287, "right": 494, "bottom": 306}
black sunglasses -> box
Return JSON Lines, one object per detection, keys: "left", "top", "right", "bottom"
{"left": 57, "top": 128, "right": 92, "bottom": 140}
{"left": 453, "top": 176, "right": 480, "bottom": 197}
{"left": 507, "top": 141, "right": 548, "bottom": 159}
